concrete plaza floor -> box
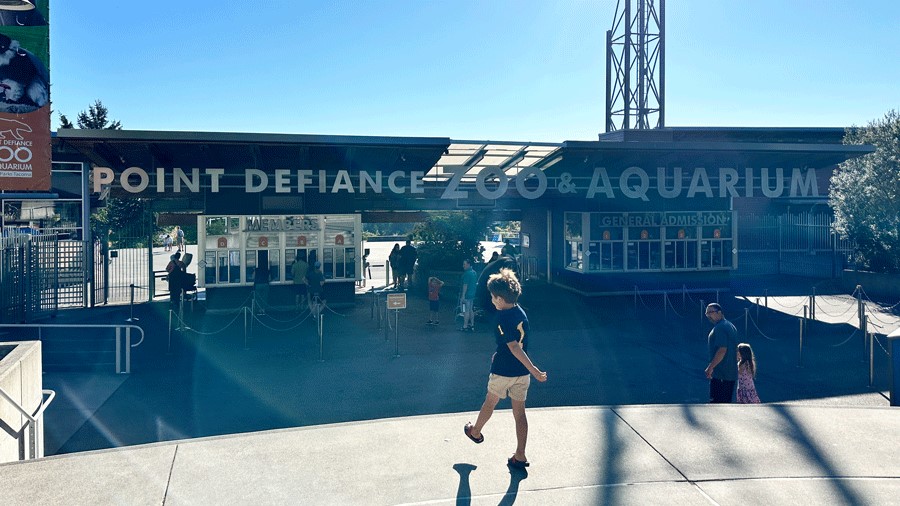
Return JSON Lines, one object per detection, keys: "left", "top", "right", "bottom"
{"left": 1, "top": 276, "right": 898, "bottom": 504}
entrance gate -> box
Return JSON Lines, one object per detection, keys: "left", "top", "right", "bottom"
{"left": 1, "top": 234, "right": 87, "bottom": 323}
{"left": 92, "top": 225, "right": 153, "bottom": 305}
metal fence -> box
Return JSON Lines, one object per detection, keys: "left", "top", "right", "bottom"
{"left": 0, "top": 233, "right": 87, "bottom": 323}
{"left": 92, "top": 225, "right": 153, "bottom": 305}
{"left": 737, "top": 212, "right": 853, "bottom": 278}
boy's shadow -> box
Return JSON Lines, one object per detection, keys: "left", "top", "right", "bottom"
{"left": 453, "top": 463, "right": 529, "bottom": 506}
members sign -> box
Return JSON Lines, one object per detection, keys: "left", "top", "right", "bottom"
{"left": 0, "top": 1, "right": 50, "bottom": 191}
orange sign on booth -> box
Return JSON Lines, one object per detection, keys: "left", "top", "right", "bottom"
{"left": 677, "top": 229, "right": 685, "bottom": 239}
{"left": 602, "top": 230, "right": 610, "bottom": 240}
{"left": 640, "top": 229, "right": 649, "bottom": 240}
{"left": 297, "top": 236, "right": 307, "bottom": 247}
{"left": 713, "top": 229, "right": 721, "bottom": 239}
{"left": 258, "top": 236, "right": 269, "bottom": 247}
{"left": 335, "top": 234, "right": 344, "bottom": 245}
{"left": 217, "top": 237, "right": 227, "bottom": 248}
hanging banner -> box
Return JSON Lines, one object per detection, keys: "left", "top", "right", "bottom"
{"left": 0, "top": 1, "right": 50, "bottom": 191}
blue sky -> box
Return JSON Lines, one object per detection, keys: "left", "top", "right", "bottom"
{"left": 50, "top": 0, "right": 899, "bottom": 141}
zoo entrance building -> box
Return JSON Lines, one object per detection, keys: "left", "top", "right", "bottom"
{"left": 1, "top": 126, "right": 873, "bottom": 316}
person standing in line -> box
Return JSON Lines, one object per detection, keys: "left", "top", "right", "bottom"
{"left": 174, "top": 225, "right": 185, "bottom": 252}
{"left": 704, "top": 303, "right": 738, "bottom": 403}
{"left": 426, "top": 276, "right": 444, "bottom": 325}
{"left": 166, "top": 253, "right": 184, "bottom": 309}
{"left": 253, "top": 262, "right": 271, "bottom": 315}
{"left": 458, "top": 258, "right": 477, "bottom": 332}
{"left": 736, "top": 343, "right": 761, "bottom": 404}
{"left": 463, "top": 268, "right": 547, "bottom": 469}
{"left": 291, "top": 256, "right": 309, "bottom": 310}
{"left": 501, "top": 239, "right": 517, "bottom": 257}
{"left": 389, "top": 243, "right": 402, "bottom": 289}
{"left": 306, "top": 261, "right": 326, "bottom": 312}
{"left": 399, "top": 239, "right": 418, "bottom": 290}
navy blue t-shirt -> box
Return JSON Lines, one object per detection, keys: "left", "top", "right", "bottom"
{"left": 490, "top": 305, "right": 530, "bottom": 377}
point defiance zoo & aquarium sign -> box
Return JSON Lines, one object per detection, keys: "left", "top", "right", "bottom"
{"left": 92, "top": 165, "right": 823, "bottom": 201}
{"left": 0, "top": 0, "right": 50, "bottom": 191}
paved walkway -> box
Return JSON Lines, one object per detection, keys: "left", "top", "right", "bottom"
{"left": 2, "top": 278, "right": 898, "bottom": 504}
{"left": 2, "top": 405, "right": 899, "bottom": 505}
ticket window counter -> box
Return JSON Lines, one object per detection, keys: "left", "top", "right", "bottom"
{"left": 199, "top": 214, "right": 362, "bottom": 291}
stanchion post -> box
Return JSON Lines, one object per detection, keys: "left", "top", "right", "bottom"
{"left": 167, "top": 309, "right": 173, "bottom": 355}
{"left": 811, "top": 287, "right": 816, "bottom": 321}
{"left": 244, "top": 307, "right": 249, "bottom": 350}
{"left": 127, "top": 283, "right": 139, "bottom": 322}
{"left": 755, "top": 298, "right": 760, "bottom": 328}
{"left": 700, "top": 299, "right": 705, "bottom": 339}
{"left": 744, "top": 308, "right": 749, "bottom": 337}
{"left": 394, "top": 309, "right": 400, "bottom": 358}
{"left": 682, "top": 284, "right": 686, "bottom": 307}
{"left": 765, "top": 289, "right": 768, "bottom": 310}
{"left": 799, "top": 305, "right": 806, "bottom": 367}
{"left": 125, "top": 327, "right": 132, "bottom": 374}
{"left": 869, "top": 330, "right": 874, "bottom": 388}
{"left": 318, "top": 309, "right": 325, "bottom": 363}
{"left": 115, "top": 327, "right": 122, "bottom": 374}
{"left": 634, "top": 286, "right": 638, "bottom": 313}
{"left": 663, "top": 292, "right": 668, "bottom": 319}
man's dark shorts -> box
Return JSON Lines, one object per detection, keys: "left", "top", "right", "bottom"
{"left": 429, "top": 300, "right": 440, "bottom": 312}
{"left": 709, "top": 378, "right": 735, "bottom": 403}
{"left": 295, "top": 283, "right": 307, "bottom": 296}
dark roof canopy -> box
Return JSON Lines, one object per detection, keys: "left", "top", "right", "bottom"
{"left": 50, "top": 128, "right": 874, "bottom": 216}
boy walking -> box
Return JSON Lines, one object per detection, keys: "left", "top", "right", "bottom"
{"left": 463, "top": 268, "right": 547, "bottom": 468}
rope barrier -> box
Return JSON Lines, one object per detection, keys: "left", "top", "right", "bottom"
{"left": 250, "top": 310, "right": 314, "bottom": 332}
{"left": 664, "top": 294, "right": 688, "bottom": 319}
{"left": 253, "top": 307, "right": 310, "bottom": 324}
{"left": 863, "top": 309, "right": 898, "bottom": 327}
{"left": 635, "top": 289, "right": 658, "bottom": 312}
{"left": 858, "top": 286, "right": 900, "bottom": 310}
{"left": 747, "top": 313, "right": 782, "bottom": 342}
{"left": 767, "top": 297, "right": 808, "bottom": 309}
{"left": 322, "top": 303, "right": 348, "bottom": 317}
{"left": 872, "top": 333, "right": 891, "bottom": 356}
{"left": 812, "top": 297, "right": 857, "bottom": 318}
{"left": 170, "top": 307, "right": 245, "bottom": 336}
{"left": 828, "top": 328, "right": 859, "bottom": 348}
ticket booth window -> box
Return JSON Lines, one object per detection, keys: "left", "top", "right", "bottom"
{"left": 626, "top": 227, "right": 661, "bottom": 270}
{"left": 204, "top": 216, "right": 243, "bottom": 285}
{"left": 701, "top": 223, "right": 733, "bottom": 268}
{"left": 664, "top": 226, "right": 698, "bottom": 270}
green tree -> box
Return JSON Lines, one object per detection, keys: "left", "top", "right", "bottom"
{"left": 830, "top": 110, "right": 900, "bottom": 273}
{"left": 58, "top": 100, "right": 122, "bottom": 130}
{"left": 411, "top": 211, "right": 491, "bottom": 287}
{"left": 63, "top": 101, "right": 157, "bottom": 243}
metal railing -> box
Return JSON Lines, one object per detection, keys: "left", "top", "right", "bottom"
{"left": 0, "top": 324, "right": 145, "bottom": 374}
{"left": 0, "top": 387, "right": 55, "bottom": 460}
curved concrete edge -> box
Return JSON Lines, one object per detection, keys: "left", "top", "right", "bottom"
{"left": 1, "top": 405, "right": 899, "bottom": 505}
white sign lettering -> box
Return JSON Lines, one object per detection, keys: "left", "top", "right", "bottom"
{"left": 91, "top": 166, "right": 821, "bottom": 200}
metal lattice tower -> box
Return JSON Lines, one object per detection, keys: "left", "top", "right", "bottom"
{"left": 605, "top": 0, "right": 665, "bottom": 132}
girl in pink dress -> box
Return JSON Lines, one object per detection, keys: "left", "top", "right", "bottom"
{"left": 736, "top": 343, "right": 761, "bottom": 404}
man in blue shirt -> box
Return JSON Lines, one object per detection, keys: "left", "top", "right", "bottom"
{"left": 458, "top": 259, "right": 477, "bottom": 331}
{"left": 705, "top": 303, "right": 738, "bottom": 403}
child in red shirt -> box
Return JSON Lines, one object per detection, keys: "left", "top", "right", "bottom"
{"left": 427, "top": 276, "right": 444, "bottom": 325}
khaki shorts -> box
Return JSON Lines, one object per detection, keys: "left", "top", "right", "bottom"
{"left": 487, "top": 373, "right": 531, "bottom": 402}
